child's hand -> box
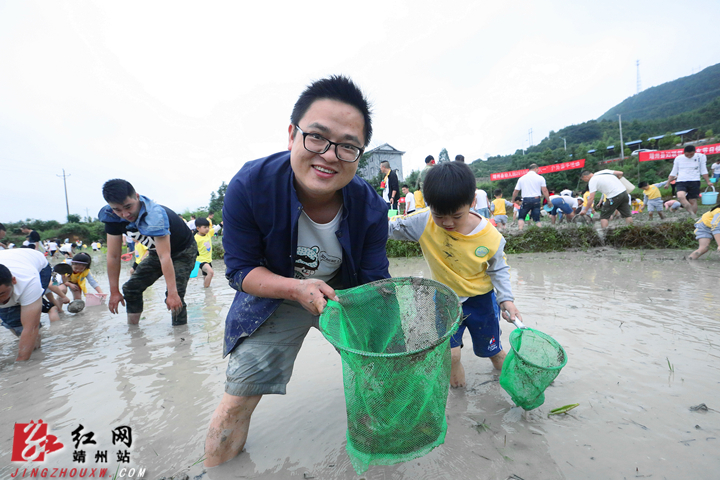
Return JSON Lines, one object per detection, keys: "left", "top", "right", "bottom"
{"left": 68, "top": 283, "right": 80, "bottom": 292}
{"left": 499, "top": 301, "right": 522, "bottom": 323}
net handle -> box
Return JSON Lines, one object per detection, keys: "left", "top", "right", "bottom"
{"left": 511, "top": 318, "right": 527, "bottom": 329}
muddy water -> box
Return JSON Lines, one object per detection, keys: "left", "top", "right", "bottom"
{"left": 1, "top": 250, "right": 718, "bottom": 479}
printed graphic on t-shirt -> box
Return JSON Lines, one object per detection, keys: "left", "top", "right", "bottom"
{"left": 125, "top": 231, "right": 157, "bottom": 251}
{"left": 294, "top": 245, "right": 341, "bottom": 279}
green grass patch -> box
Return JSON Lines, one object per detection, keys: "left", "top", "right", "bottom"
{"left": 504, "top": 225, "right": 603, "bottom": 254}
{"left": 386, "top": 239, "right": 423, "bottom": 258}
{"left": 604, "top": 219, "right": 696, "bottom": 249}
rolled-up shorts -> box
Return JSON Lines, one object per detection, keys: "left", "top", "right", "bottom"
{"left": 0, "top": 264, "right": 52, "bottom": 336}
{"left": 494, "top": 214, "right": 508, "bottom": 225}
{"left": 694, "top": 218, "right": 720, "bottom": 240}
{"left": 225, "top": 300, "right": 319, "bottom": 397}
{"left": 518, "top": 197, "right": 541, "bottom": 222}
{"left": 646, "top": 198, "right": 664, "bottom": 212}
{"left": 550, "top": 197, "right": 573, "bottom": 215}
{"left": 600, "top": 192, "right": 632, "bottom": 220}
{"left": 450, "top": 291, "right": 502, "bottom": 357}
{"left": 676, "top": 181, "right": 701, "bottom": 200}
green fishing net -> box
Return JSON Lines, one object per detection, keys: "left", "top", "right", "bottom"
{"left": 319, "top": 277, "right": 462, "bottom": 474}
{"left": 499, "top": 326, "right": 567, "bottom": 410}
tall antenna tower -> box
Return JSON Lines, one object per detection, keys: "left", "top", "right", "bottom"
{"left": 636, "top": 60, "right": 641, "bottom": 94}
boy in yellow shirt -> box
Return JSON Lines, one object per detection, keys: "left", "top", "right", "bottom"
{"left": 639, "top": 180, "right": 667, "bottom": 220}
{"left": 490, "top": 189, "right": 513, "bottom": 231}
{"left": 389, "top": 162, "right": 521, "bottom": 387}
{"left": 689, "top": 201, "right": 720, "bottom": 260}
{"left": 194, "top": 218, "right": 215, "bottom": 288}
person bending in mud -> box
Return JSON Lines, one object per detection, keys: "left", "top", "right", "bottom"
{"left": 389, "top": 162, "right": 521, "bottom": 387}
{"left": 99, "top": 179, "right": 197, "bottom": 326}
{"left": 579, "top": 170, "right": 633, "bottom": 229}
{"left": 203, "top": 76, "right": 390, "bottom": 467}
{"left": 0, "top": 248, "right": 69, "bottom": 361}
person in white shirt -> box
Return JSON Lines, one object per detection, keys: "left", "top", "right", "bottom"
{"left": 667, "top": 145, "right": 711, "bottom": 216}
{"left": 474, "top": 188, "right": 490, "bottom": 218}
{"left": 511, "top": 164, "right": 551, "bottom": 230}
{"left": 401, "top": 185, "right": 416, "bottom": 214}
{"left": 711, "top": 160, "right": 720, "bottom": 180}
{"left": 579, "top": 170, "right": 633, "bottom": 228}
{"left": 186, "top": 215, "right": 196, "bottom": 231}
{"left": 548, "top": 192, "right": 578, "bottom": 224}
{"left": 0, "top": 249, "right": 69, "bottom": 361}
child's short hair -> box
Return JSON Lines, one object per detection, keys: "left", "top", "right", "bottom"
{"left": 71, "top": 252, "right": 92, "bottom": 269}
{"left": 423, "top": 162, "right": 476, "bottom": 215}
{"left": 638, "top": 181, "right": 648, "bottom": 188}
{"left": 195, "top": 217, "right": 210, "bottom": 228}
{"left": 53, "top": 263, "right": 73, "bottom": 276}
{"left": 493, "top": 188, "right": 503, "bottom": 196}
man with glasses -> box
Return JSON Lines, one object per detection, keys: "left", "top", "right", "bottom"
{"left": 204, "top": 75, "right": 390, "bottom": 467}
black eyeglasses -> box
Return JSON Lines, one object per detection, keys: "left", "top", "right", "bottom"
{"left": 295, "top": 125, "right": 364, "bottom": 163}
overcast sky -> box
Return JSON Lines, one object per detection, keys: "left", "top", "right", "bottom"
{"left": 2, "top": 0, "right": 719, "bottom": 223}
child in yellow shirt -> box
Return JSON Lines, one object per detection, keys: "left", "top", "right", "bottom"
{"left": 389, "top": 162, "right": 521, "bottom": 387}
{"left": 490, "top": 189, "right": 513, "bottom": 231}
{"left": 639, "top": 180, "right": 667, "bottom": 220}
{"left": 689, "top": 201, "right": 720, "bottom": 260}
{"left": 194, "top": 218, "right": 215, "bottom": 287}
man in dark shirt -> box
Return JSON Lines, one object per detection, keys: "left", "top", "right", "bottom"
{"left": 98, "top": 179, "right": 197, "bottom": 326}
{"left": 21, "top": 226, "right": 41, "bottom": 250}
{"left": 380, "top": 160, "right": 399, "bottom": 209}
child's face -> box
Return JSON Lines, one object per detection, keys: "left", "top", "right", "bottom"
{"left": 71, "top": 263, "right": 86, "bottom": 274}
{"left": 197, "top": 225, "right": 210, "bottom": 235}
{"left": 641, "top": 185, "right": 649, "bottom": 190}
{"left": 429, "top": 204, "right": 477, "bottom": 234}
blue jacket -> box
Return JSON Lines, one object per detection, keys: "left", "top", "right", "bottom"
{"left": 222, "top": 151, "right": 390, "bottom": 356}
{"left": 99, "top": 195, "right": 170, "bottom": 237}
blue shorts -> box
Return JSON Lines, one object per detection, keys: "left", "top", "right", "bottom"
{"left": 695, "top": 218, "right": 720, "bottom": 240}
{"left": 494, "top": 214, "right": 508, "bottom": 224}
{"left": 646, "top": 198, "right": 663, "bottom": 212}
{"left": 518, "top": 197, "right": 541, "bottom": 222}
{"left": 550, "top": 197, "right": 573, "bottom": 215}
{"left": 475, "top": 207, "right": 491, "bottom": 218}
{"left": 450, "top": 291, "right": 502, "bottom": 357}
{"left": 0, "top": 264, "right": 52, "bottom": 336}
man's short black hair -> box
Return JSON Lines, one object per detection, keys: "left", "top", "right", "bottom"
{"left": 425, "top": 155, "right": 435, "bottom": 164}
{"left": 290, "top": 75, "right": 372, "bottom": 147}
{"left": 529, "top": 163, "right": 539, "bottom": 170}
{"left": 402, "top": 184, "right": 409, "bottom": 189}
{"left": 423, "top": 162, "right": 477, "bottom": 216}
{"left": 102, "top": 179, "right": 136, "bottom": 204}
{"left": 638, "top": 181, "right": 649, "bottom": 188}
{"left": 455, "top": 155, "right": 465, "bottom": 162}
{"left": 580, "top": 170, "right": 593, "bottom": 178}
{"left": 684, "top": 145, "right": 696, "bottom": 153}
{"left": 0, "top": 264, "right": 12, "bottom": 287}
{"left": 195, "top": 217, "right": 210, "bottom": 228}
{"left": 494, "top": 188, "right": 503, "bottom": 196}
{"left": 380, "top": 161, "right": 390, "bottom": 169}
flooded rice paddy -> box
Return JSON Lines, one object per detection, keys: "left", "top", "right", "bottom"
{"left": 1, "top": 249, "right": 718, "bottom": 479}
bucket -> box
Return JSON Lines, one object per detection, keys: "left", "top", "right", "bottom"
{"left": 319, "top": 277, "right": 461, "bottom": 473}
{"left": 85, "top": 293, "right": 107, "bottom": 307}
{"left": 387, "top": 209, "right": 398, "bottom": 218}
{"left": 701, "top": 186, "right": 717, "bottom": 205}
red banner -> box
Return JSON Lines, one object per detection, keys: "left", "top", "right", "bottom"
{"left": 639, "top": 143, "right": 720, "bottom": 162}
{"left": 490, "top": 159, "right": 586, "bottom": 181}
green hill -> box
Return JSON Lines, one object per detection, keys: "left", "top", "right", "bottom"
{"left": 598, "top": 63, "right": 720, "bottom": 122}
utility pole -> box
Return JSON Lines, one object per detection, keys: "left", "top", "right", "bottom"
{"left": 57, "top": 169, "right": 71, "bottom": 220}
{"left": 636, "top": 60, "right": 641, "bottom": 94}
{"left": 560, "top": 137, "right": 567, "bottom": 152}
{"left": 528, "top": 128, "right": 533, "bottom": 147}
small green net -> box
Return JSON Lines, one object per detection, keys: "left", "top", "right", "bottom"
{"left": 499, "top": 326, "right": 567, "bottom": 410}
{"left": 319, "top": 277, "right": 462, "bottom": 474}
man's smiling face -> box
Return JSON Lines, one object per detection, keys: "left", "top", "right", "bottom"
{"left": 288, "top": 99, "right": 364, "bottom": 203}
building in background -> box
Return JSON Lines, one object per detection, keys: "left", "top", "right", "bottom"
{"left": 358, "top": 143, "right": 405, "bottom": 182}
